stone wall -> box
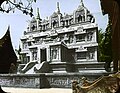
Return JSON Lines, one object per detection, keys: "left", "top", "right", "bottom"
{"left": 0, "top": 74, "right": 50, "bottom": 88}
{"left": 0, "top": 73, "right": 109, "bottom": 88}
{"left": 45, "top": 73, "right": 108, "bottom": 88}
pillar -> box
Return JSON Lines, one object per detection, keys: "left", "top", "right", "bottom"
{"left": 38, "top": 47, "right": 41, "bottom": 63}
{"left": 73, "top": 11, "right": 76, "bottom": 24}
{"left": 58, "top": 14, "right": 61, "bottom": 27}
{"left": 47, "top": 47, "right": 50, "bottom": 62}
{"left": 58, "top": 46, "right": 61, "bottom": 61}
{"left": 30, "top": 51, "right": 32, "bottom": 62}
{"left": 94, "top": 48, "right": 98, "bottom": 61}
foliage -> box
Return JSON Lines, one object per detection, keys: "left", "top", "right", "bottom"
{"left": 98, "top": 28, "right": 105, "bottom": 61}
{"left": 98, "top": 21, "right": 112, "bottom": 71}
{"left": 0, "top": 0, "right": 36, "bottom": 17}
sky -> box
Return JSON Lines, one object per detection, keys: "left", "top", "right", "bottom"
{"left": 0, "top": 0, "right": 108, "bottom": 49}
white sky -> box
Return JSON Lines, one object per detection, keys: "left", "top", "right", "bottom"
{"left": 0, "top": 0, "right": 108, "bottom": 49}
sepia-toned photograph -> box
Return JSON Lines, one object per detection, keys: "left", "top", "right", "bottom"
{"left": 0, "top": 0, "right": 120, "bottom": 93}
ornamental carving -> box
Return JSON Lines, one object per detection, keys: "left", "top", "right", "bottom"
{"left": 77, "top": 27, "right": 83, "bottom": 32}
{"left": 72, "top": 72, "right": 120, "bottom": 93}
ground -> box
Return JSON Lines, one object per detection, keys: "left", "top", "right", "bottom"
{"left": 2, "top": 87, "right": 72, "bottom": 93}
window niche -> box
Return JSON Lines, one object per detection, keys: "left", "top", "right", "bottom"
{"left": 50, "top": 46, "right": 59, "bottom": 61}
{"left": 30, "top": 24, "right": 37, "bottom": 31}
{"left": 22, "top": 41, "right": 28, "bottom": 49}
{"left": 52, "top": 20, "right": 59, "bottom": 28}
{"left": 87, "top": 32, "right": 93, "bottom": 41}
{"left": 31, "top": 49, "right": 37, "bottom": 61}
{"left": 65, "top": 20, "right": 69, "bottom": 27}
{"left": 76, "top": 34, "right": 85, "bottom": 42}
{"left": 87, "top": 48, "right": 95, "bottom": 60}
{"left": 75, "top": 10, "right": 85, "bottom": 23}
{"left": 77, "top": 52, "right": 86, "bottom": 60}
{"left": 69, "top": 18, "right": 74, "bottom": 25}
{"left": 88, "top": 51, "right": 95, "bottom": 59}
{"left": 60, "top": 20, "right": 64, "bottom": 27}
{"left": 21, "top": 54, "right": 28, "bottom": 64}
{"left": 35, "top": 38, "right": 40, "bottom": 44}
{"left": 51, "top": 15, "right": 59, "bottom": 28}
{"left": 69, "top": 34, "right": 74, "bottom": 43}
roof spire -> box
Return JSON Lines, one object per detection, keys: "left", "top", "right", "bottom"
{"left": 80, "top": 0, "right": 84, "bottom": 6}
{"left": 36, "top": 8, "right": 41, "bottom": 20}
{"left": 8, "top": 25, "right": 10, "bottom": 31}
{"left": 57, "top": 2, "right": 60, "bottom": 13}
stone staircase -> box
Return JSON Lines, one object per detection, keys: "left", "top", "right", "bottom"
{"left": 18, "top": 61, "right": 50, "bottom": 74}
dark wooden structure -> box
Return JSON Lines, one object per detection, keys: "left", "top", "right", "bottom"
{"left": 100, "top": 0, "right": 120, "bottom": 72}
{"left": 0, "top": 0, "right": 5, "bottom": 6}
{"left": 0, "top": 27, "right": 17, "bottom": 73}
{"left": 0, "top": 86, "right": 7, "bottom": 93}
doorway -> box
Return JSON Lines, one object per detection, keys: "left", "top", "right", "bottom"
{"left": 40, "top": 49, "right": 47, "bottom": 63}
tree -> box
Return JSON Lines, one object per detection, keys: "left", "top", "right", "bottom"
{"left": 103, "top": 21, "right": 112, "bottom": 71}
{"left": 0, "top": 0, "right": 36, "bottom": 17}
{"left": 98, "top": 28, "right": 105, "bottom": 62}
{"left": 98, "top": 21, "right": 112, "bottom": 71}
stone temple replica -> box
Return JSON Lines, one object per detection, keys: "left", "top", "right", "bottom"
{"left": 18, "top": 0, "right": 106, "bottom": 74}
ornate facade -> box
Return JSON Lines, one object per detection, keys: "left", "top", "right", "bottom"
{"left": 19, "top": 1, "right": 105, "bottom": 73}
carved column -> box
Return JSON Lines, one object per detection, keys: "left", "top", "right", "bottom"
{"left": 47, "top": 47, "right": 50, "bottom": 62}
{"left": 30, "top": 51, "right": 32, "bottom": 62}
{"left": 84, "top": 8, "right": 87, "bottom": 21}
{"left": 73, "top": 35, "right": 76, "bottom": 43}
{"left": 37, "top": 47, "right": 41, "bottom": 63}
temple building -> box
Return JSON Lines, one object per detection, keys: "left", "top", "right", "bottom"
{"left": 18, "top": 1, "right": 106, "bottom": 74}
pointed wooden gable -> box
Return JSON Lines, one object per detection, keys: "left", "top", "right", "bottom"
{"left": 0, "top": 27, "right": 17, "bottom": 73}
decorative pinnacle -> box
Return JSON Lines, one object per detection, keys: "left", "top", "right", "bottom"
{"left": 80, "top": 0, "right": 84, "bottom": 6}
{"left": 36, "top": 8, "right": 41, "bottom": 20}
{"left": 57, "top": 2, "right": 60, "bottom": 13}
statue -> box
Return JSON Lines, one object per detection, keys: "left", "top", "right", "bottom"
{"left": 72, "top": 80, "right": 82, "bottom": 93}
{"left": 71, "top": 72, "right": 120, "bottom": 93}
